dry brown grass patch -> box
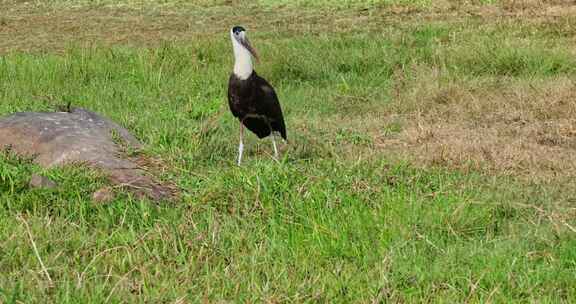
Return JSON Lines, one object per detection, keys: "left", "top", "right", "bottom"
{"left": 2, "top": 1, "right": 576, "bottom": 54}
{"left": 377, "top": 69, "right": 576, "bottom": 181}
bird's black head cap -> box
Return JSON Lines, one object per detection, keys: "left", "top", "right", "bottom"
{"left": 232, "top": 26, "right": 245, "bottom": 35}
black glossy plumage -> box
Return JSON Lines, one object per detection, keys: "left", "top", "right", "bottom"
{"left": 228, "top": 71, "right": 287, "bottom": 140}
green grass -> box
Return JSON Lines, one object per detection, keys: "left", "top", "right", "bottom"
{"left": 3, "top": 156, "right": 575, "bottom": 302}
{"left": 1, "top": 1, "right": 576, "bottom": 302}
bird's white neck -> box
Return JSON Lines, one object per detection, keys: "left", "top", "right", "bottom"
{"left": 231, "top": 33, "right": 253, "bottom": 80}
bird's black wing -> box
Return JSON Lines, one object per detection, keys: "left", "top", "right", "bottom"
{"left": 228, "top": 74, "right": 247, "bottom": 119}
{"left": 251, "top": 73, "right": 287, "bottom": 140}
{"left": 228, "top": 73, "right": 272, "bottom": 139}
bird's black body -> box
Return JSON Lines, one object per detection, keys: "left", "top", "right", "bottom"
{"left": 228, "top": 71, "right": 287, "bottom": 140}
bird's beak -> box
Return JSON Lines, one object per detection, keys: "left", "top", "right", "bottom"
{"left": 240, "top": 36, "right": 260, "bottom": 63}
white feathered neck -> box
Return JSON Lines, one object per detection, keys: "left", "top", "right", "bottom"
{"left": 231, "top": 30, "right": 253, "bottom": 80}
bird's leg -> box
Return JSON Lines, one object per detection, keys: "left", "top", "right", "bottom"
{"left": 238, "top": 122, "right": 245, "bottom": 166}
{"left": 271, "top": 133, "right": 279, "bottom": 160}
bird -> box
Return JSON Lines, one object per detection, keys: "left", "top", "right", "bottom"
{"left": 227, "top": 26, "right": 287, "bottom": 166}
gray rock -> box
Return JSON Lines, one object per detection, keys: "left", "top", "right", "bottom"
{"left": 0, "top": 107, "right": 175, "bottom": 201}
{"left": 29, "top": 174, "right": 58, "bottom": 189}
{"left": 92, "top": 187, "right": 115, "bottom": 203}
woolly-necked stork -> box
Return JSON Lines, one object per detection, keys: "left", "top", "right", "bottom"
{"left": 227, "top": 26, "right": 287, "bottom": 165}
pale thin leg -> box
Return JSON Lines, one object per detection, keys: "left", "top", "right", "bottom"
{"left": 271, "top": 134, "right": 279, "bottom": 160}
{"left": 238, "top": 123, "right": 244, "bottom": 166}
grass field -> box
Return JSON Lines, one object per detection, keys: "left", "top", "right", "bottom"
{"left": 1, "top": 0, "right": 576, "bottom": 302}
